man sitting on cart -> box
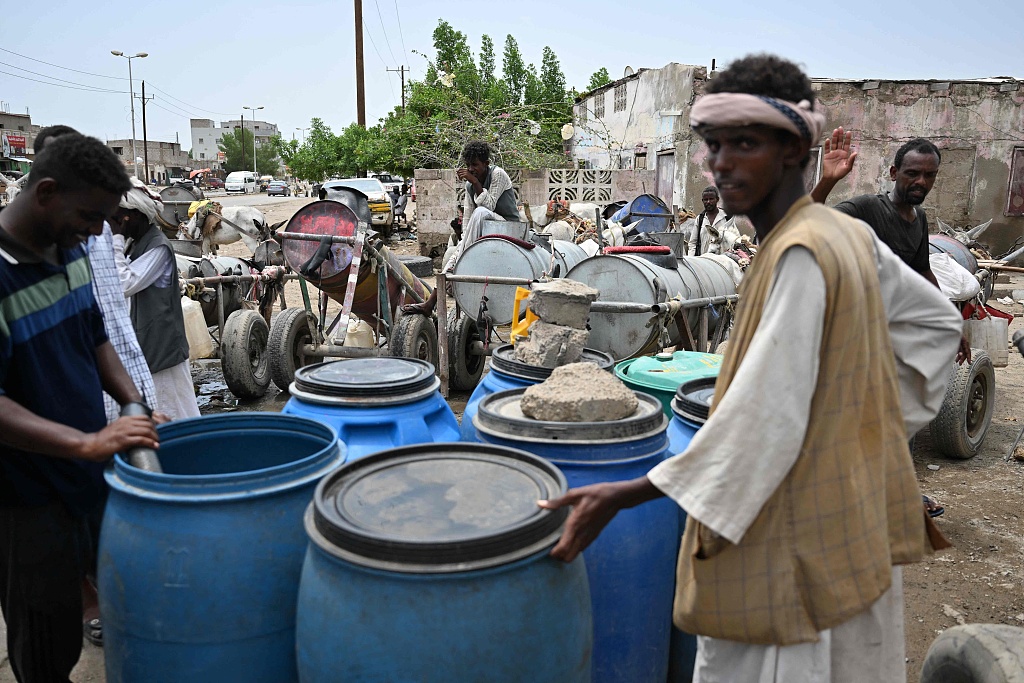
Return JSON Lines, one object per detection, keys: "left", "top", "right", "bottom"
{"left": 404, "top": 140, "right": 519, "bottom": 316}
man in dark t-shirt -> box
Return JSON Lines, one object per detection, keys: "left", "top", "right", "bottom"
{"left": 0, "top": 134, "right": 160, "bottom": 681}
{"left": 812, "top": 131, "right": 941, "bottom": 287}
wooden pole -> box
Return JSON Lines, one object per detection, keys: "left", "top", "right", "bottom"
{"left": 354, "top": 0, "right": 366, "bottom": 128}
{"left": 141, "top": 81, "right": 149, "bottom": 183}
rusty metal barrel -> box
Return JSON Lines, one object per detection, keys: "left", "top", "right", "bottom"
{"left": 565, "top": 253, "right": 736, "bottom": 360}
{"left": 158, "top": 183, "right": 205, "bottom": 230}
{"left": 280, "top": 201, "right": 431, "bottom": 321}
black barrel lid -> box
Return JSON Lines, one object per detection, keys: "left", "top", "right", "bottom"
{"left": 309, "top": 443, "right": 568, "bottom": 573}
{"left": 293, "top": 357, "right": 436, "bottom": 399}
{"left": 474, "top": 387, "right": 666, "bottom": 443}
{"left": 672, "top": 377, "right": 717, "bottom": 425}
{"left": 490, "top": 344, "right": 615, "bottom": 382}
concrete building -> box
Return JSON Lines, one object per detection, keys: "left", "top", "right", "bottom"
{"left": 572, "top": 64, "right": 1024, "bottom": 253}
{"left": 0, "top": 110, "right": 38, "bottom": 175}
{"left": 190, "top": 117, "right": 280, "bottom": 169}
{"left": 106, "top": 139, "right": 190, "bottom": 184}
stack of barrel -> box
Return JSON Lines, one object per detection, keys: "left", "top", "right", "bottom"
{"left": 99, "top": 341, "right": 720, "bottom": 682}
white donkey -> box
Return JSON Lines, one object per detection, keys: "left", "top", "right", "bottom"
{"left": 0, "top": 171, "right": 25, "bottom": 204}
{"left": 179, "top": 205, "right": 284, "bottom": 254}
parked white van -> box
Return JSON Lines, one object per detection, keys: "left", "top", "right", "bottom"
{"left": 225, "top": 171, "right": 257, "bottom": 194}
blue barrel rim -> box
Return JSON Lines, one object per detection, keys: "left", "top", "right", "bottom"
{"left": 490, "top": 344, "right": 615, "bottom": 382}
{"left": 292, "top": 357, "right": 438, "bottom": 402}
{"left": 308, "top": 442, "right": 568, "bottom": 574}
{"left": 107, "top": 413, "right": 344, "bottom": 501}
{"left": 474, "top": 387, "right": 668, "bottom": 445}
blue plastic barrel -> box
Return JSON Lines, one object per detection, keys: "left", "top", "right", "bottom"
{"left": 283, "top": 357, "right": 460, "bottom": 460}
{"left": 99, "top": 413, "right": 345, "bottom": 683}
{"left": 296, "top": 442, "right": 592, "bottom": 682}
{"left": 610, "top": 193, "right": 672, "bottom": 232}
{"left": 664, "top": 377, "right": 716, "bottom": 682}
{"left": 474, "top": 388, "right": 676, "bottom": 683}
{"left": 461, "top": 344, "right": 615, "bottom": 441}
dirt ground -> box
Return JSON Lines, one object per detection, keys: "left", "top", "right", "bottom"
{"left": 3, "top": 195, "right": 1022, "bottom": 681}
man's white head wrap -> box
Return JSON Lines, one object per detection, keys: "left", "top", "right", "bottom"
{"left": 119, "top": 177, "right": 162, "bottom": 224}
{"left": 689, "top": 93, "right": 826, "bottom": 143}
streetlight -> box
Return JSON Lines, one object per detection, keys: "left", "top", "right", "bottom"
{"left": 111, "top": 50, "right": 148, "bottom": 179}
{"left": 243, "top": 105, "right": 263, "bottom": 177}
{"left": 296, "top": 127, "right": 308, "bottom": 144}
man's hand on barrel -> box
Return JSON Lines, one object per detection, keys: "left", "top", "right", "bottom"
{"left": 540, "top": 476, "right": 665, "bottom": 563}
{"left": 77, "top": 415, "right": 160, "bottom": 462}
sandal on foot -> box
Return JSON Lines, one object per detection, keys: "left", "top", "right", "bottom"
{"left": 83, "top": 617, "right": 103, "bottom": 647}
{"left": 923, "top": 495, "right": 945, "bottom": 518}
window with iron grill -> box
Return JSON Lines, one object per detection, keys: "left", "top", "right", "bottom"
{"left": 594, "top": 92, "right": 605, "bottom": 118}
{"left": 614, "top": 84, "right": 626, "bottom": 112}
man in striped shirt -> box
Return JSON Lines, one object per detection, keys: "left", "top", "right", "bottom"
{"left": 0, "top": 134, "right": 160, "bottom": 681}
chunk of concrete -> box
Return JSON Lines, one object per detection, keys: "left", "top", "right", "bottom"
{"left": 514, "top": 322, "right": 588, "bottom": 368}
{"left": 526, "top": 279, "right": 599, "bottom": 329}
{"left": 521, "top": 362, "right": 638, "bottom": 422}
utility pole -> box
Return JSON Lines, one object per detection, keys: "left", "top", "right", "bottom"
{"left": 386, "top": 66, "right": 407, "bottom": 112}
{"left": 240, "top": 113, "right": 246, "bottom": 170}
{"left": 139, "top": 81, "right": 154, "bottom": 184}
{"left": 354, "top": 0, "right": 366, "bottom": 128}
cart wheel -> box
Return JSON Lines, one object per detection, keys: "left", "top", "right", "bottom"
{"left": 389, "top": 313, "right": 438, "bottom": 369}
{"left": 221, "top": 310, "right": 271, "bottom": 399}
{"left": 268, "top": 307, "right": 315, "bottom": 392}
{"left": 447, "top": 309, "right": 484, "bottom": 391}
{"left": 930, "top": 350, "right": 995, "bottom": 459}
{"left": 397, "top": 255, "right": 434, "bottom": 279}
{"left": 921, "top": 624, "right": 1024, "bottom": 683}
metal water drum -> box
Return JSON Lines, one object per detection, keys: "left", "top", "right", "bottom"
{"left": 610, "top": 193, "right": 672, "bottom": 232}
{"left": 549, "top": 238, "right": 589, "bottom": 275}
{"left": 158, "top": 183, "right": 204, "bottom": 228}
{"left": 929, "top": 233, "right": 979, "bottom": 273}
{"left": 282, "top": 357, "right": 460, "bottom": 460}
{"left": 296, "top": 442, "right": 592, "bottom": 683}
{"left": 565, "top": 254, "right": 737, "bottom": 360}
{"left": 663, "top": 377, "right": 716, "bottom": 683}
{"left": 99, "top": 414, "right": 345, "bottom": 683}
{"left": 474, "top": 388, "right": 677, "bottom": 683}
{"left": 480, "top": 218, "right": 529, "bottom": 240}
{"left": 460, "top": 344, "right": 615, "bottom": 441}
{"left": 616, "top": 350, "right": 722, "bottom": 416}
{"left": 452, "top": 235, "right": 552, "bottom": 325}
{"left": 280, "top": 201, "right": 431, "bottom": 320}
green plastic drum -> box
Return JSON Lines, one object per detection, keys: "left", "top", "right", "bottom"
{"left": 615, "top": 351, "right": 722, "bottom": 416}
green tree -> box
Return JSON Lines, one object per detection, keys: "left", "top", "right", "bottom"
{"left": 540, "top": 47, "right": 568, "bottom": 106}
{"left": 502, "top": 35, "right": 527, "bottom": 105}
{"left": 218, "top": 127, "right": 280, "bottom": 175}
{"left": 524, "top": 64, "right": 543, "bottom": 106}
{"left": 430, "top": 19, "right": 480, "bottom": 99}
{"left": 586, "top": 67, "right": 612, "bottom": 92}
{"left": 479, "top": 34, "right": 496, "bottom": 85}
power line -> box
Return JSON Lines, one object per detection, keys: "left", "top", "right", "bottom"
{"left": 145, "top": 82, "right": 232, "bottom": 117}
{"left": 393, "top": 0, "right": 411, "bottom": 71}
{"left": 364, "top": 24, "right": 399, "bottom": 106}
{"left": 0, "top": 59, "right": 127, "bottom": 92}
{"left": 0, "top": 46, "right": 127, "bottom": 80}
{"left": 149, "top": 102, "right": 191, "bottom": 119}
{"left": 151, "top": 96, "right": 203, "bottom": 119}
{"left": 372, "top": 0, "right": 399, "bottom": 66}
{"left": 0, "top": 68, "right": 128, "bottom": 93}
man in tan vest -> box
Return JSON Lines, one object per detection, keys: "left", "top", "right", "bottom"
{"left": 541, "top": 54, "right": 963, "bottom": 682}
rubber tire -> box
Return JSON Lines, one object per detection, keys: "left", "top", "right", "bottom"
{"left": 268, "top": 307, "right": 315, "bottom": 392}
{"left": 389, "top": 313, "right": 438, "bottom": 368}
{"left": 397, "top": 255, "right": 434, "bottom": 279}
{"left": 446, "top": 309, "right": 485, "bottom": 391}
{"left": 221, "top": 310, "right": 271, "bottom": 399}
{"left": 930, "top": 350, "right": 995, "bottom": 459}
{"left": 921, "top": 624, "right": 1024, "bottom": 683}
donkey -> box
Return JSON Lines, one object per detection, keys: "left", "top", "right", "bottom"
{"left": 179, "top": 205, "right": 285, "bottom": 254}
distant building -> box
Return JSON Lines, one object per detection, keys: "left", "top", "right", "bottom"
{"left": 106, "top": 139, "right": 189, "bottom": 183}
{"left": 190, "top": 117, "right": 280, "bottom": 170}
{"left": 572, "top": 63, "right": 1024, "bottom": 253}
{"left": 0, "top": 110, "right": 39, "bottom": 175}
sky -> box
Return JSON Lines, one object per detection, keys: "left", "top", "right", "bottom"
{"left": 2, "top": 0, "right": 1022, "bottom": 152}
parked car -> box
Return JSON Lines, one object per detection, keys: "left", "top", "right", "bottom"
{"left": 372, "top": 173, "right": 402, "bottom": 194}
{"left": 320, "top": 177, "right": 393, "bottom": 231}
{"left": 206, "top": 177, "right": 225, "bottom": 189}
{"left": 267, "top": 180, "right": 291, "bottom": 197}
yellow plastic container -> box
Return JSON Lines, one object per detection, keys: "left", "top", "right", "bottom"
{"left": 510, "top": 287, "right": 539, "bottom": 345}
